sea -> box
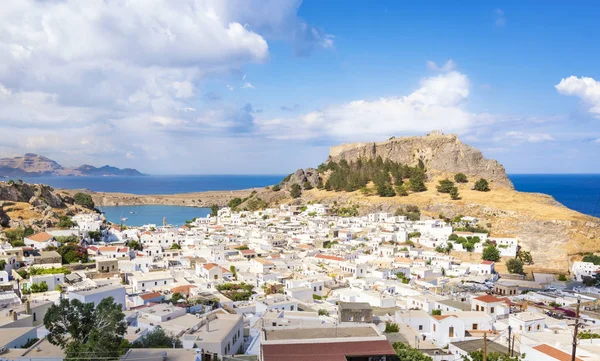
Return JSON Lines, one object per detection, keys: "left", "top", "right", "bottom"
{"left": 7, "top": 174, "right": 600, "bottom": 226}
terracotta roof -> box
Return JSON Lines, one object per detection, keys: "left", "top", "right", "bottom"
{"left": 203, "top": 263, "right": 218, "bottom": 270}
{"left": 140, "top": 292, "right": 162, "bottom": 301}
{"left": 171, "top": 285, "right": 197, "bottom": 294}
{"left": 432, "top": 315, "right": 457, "bottom": 321}
{"left": 474, "top": 295, "right": 503, "bottom": 303}
{"left": 254, "top": 258, "right": 274, "bottom": 265}
{"left": 532, "top": 344, "right": 583, "bottom": 361}
{"left": 262, "top": 340, "right": 395, "bottom": 361}
{"left": 26, "top": 232, "right": 54, "bottom": 242}
{"left": 315, "top": 254, "right": 346, "bottom": 262}
{"left": 240, "top": 249, "right": 256, "bottom": 255}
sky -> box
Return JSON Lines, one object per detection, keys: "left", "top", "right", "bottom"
{"left": 1, "top": 0, "right": 600, "bottom": 174}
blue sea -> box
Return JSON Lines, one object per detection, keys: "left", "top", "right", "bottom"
{"left": 510, "top": 174, "right": 600, "bottom": 217}
{"left": 7, "top": 173, "right": 600, "bottom": 225}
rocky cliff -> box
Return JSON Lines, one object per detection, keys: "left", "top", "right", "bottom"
{"left": 0, "top": 153, "right": 144, "bottom": 177}
{"left": 329, "top": 132, "right": 513, "bottom": 188}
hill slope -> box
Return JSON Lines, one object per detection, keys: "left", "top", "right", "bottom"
{"left": 0, "top": 154, "right": 144, "bottom": 177}
{"left": 329, "top": 132, "right": 512, "bottom": 188}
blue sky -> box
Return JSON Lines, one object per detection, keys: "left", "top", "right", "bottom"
{"left": 0, "top": 0, "right": 599, "bottom": 174}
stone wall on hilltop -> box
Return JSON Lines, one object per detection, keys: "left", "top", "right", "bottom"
{"left": 329, "top": 132, "right": 513, "bottom": 188}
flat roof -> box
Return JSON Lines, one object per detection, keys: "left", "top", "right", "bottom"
{"left": 0, "top": 326, "right": 37, "bottom": 347}
{"left": 338, "top": 301, "right": 372, "bottom": 310}
{"left": 452, "top": 339, "right": 512, "bottom": 355}
{"left": 122, "top": 348, "right": 201, "bottom": 361}
{"left": 188, "top": 313, "right": 242, "bottom": 343}
{"left": 264, "top": 326, "right": 378, "bottom": 341}
{"left": 437, "top": 299, "right": 471, "bottom": 311}
{"left": 71, "top": 285, "right": 125, "bottom": 296}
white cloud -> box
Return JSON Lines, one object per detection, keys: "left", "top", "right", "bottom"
{"left": 495, "top": 9, "right": 506, "bottom": 27}
{"left": 0, "top": 0, "right": 332, "bottom": 172}
{"left": 226, "top": 84, "right": 234, "bottom": 91}
{"left": 505, "top": 131, "right": 554, "bottom": 143}
{"left": 426, "top": 59, "right": 457, "bottom": 72}
{"left": 555, "top": 76, "right": 600, "bottom": 117}
{"left": 255, "top": 71, "right": 472, "bottom": 140}
{"left": 242, "top": 82, "right": 255, "bottom": 89}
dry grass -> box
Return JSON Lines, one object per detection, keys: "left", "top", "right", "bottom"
{"left": 3, "top": 202, "right": 42, "bottom": 221}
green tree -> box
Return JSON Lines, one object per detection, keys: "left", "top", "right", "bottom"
{"left": 392, "top": 342, "right": 432, "bottom": 361}
{"left": 506, "top": 258, "right": 524, "bottom": 274}
{"left": 432, "top": 309, "right": 442, "bottom": 316}
{"left": 473, "top": 178, "right": 490, "bottom": 192}
{"left": 290, "top": 183, "right": 302, "bottom": 198}
{"left": 385, "top": 322, "right": 399, "bottom": 333}
{"left": 557, "top": 274, "right": 568, "bottom": 281}
{"left": 409, "top": 172, "right": 427, "bottom": 192}
{"left": 59, "top": 244, "right": 89, "bottom": 264}
{"left": 516, "top": 249, "right": 534, "bottom": 265}
{"left": 0, "top": 260, "right": 5, "bottom": 271}
{"left": 170, "top": 243, "right": 181, "bottom": 250}
{"left": 318, "top": 309, "right": 328, "bottom": 316}
{"left": 210, "top": 204, "right": 219, "bottom": 217}
{"left": 44, "top": 297, "right": 126, "bottom": 360}
{"left": 482, "top": 244, "right": 501, "bottom": 262}
{"left": 170, "top": 292, "right": 185, "bottom": 304}
{"left": 127, "top": 240, "right": 143, "bottom": 251}
{"left": 450, "top": 186, "right": 460, "bottom": 200}
{"left": 73, "top": 193, "right": 95, "bottom": 209}
{"left": 271, "top": 184, "right": 281, "bottom": 192}
{"left": 131, "top": 327, "right": 182, "bottom": 348}
{"left": 87, "top": 231, "right": 102, "bottom": 243}
{"left": 436, "top": 178, "right": 455, "bottom": 193}
{"left": 582, "top": 254, "right": 600, "bottom": 265}
{"left": 303, "top": 181, "right": 313, "bottom": 190}
{"left": 454, "top": 173, "right": 468, "bottom": 183}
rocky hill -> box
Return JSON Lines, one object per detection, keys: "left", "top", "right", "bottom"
{"left": 0, "top": 153, "right": 144, "bottom": 177}
{"left": 329, "top": 132, "right": 513, "bottom": 188}
{"left": 0, "top": 181, "right": 94, "bottom": 232}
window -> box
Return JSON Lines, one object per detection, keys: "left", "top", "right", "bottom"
{"left": 419, "top": 325, "right": 423, "bottom": 331}
{"left": 476, "top": 305, "right": 480, "bottom": 311}
{"left": 142, "top": 283, "right": 145, "bottom": 287}
{"left": 490, "top": 307, "right": 495, "bottom": 314}
{"left": 528, "top": 326, "right": 531, "bottom": 332}
{"left": 537, "top": 324, "right": 540, "bottom": 330}
{"left": 290, "top": 306, "right": 294, "bottom": 311}
{"left": 472, "top": 323, "right": 478, "bottom": 330}
{"left": 33, "top": 313, "right": 37, "bottom": 322}
{"left": 433, "top": 324, "right": 436, "bottom": 332}
{"left": 155, "top": 282, "right": 157, "bottom": 286}
{"left": 449, "top": 326, "right": 454, "bottom": 337}
{"left": 164, "top": 281, "right": 167, "bottom": 285}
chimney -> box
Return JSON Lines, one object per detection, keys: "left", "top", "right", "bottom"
{"left": 12, "top": 311, "right": 18, "bottom": 321}
{"left": 26, "top": 301, "right": 31, "bottom": 315}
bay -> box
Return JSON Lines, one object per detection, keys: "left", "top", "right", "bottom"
{"left": 99, "top": 205, "right": 210, "bottom": 227}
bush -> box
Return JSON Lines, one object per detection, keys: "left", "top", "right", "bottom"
{"left": 303, "top": 181, "right": 313, "bottom": 190}
{"left": 73, "top": 193, "right": 95, "bottom": 209}
{"left": 24, "top": 281, "right": 49, "bottom": 294}
{"left": 437, "top": 179, "right": 455, "bottom": 193}
{"left": 318, "top": 309, "right": 328, "bottom": 316}
{"left": 482, "top": 245, "right": 500, "bottom": 262}
{"left": 506, "top": 258, "right": 524, "bottom": 274}
{"left": 450, "top": 187, "right": 460, "bottom": 200}
{"left": 582, "top": 254, "right": 600, "bottom": 265}
{"left": 290, "top": 184, "right": 302, "bottom": 198}
{"left": 454, "top": 173, "right": 468, "bottom": 183}
{"left": 227, "top": 198, "right": 243, "bottom": 209}
{"left": 473, "top": 178, "right": 490, "bottom": 192}
{"left": 271, "top": 184, "right": 281, "bottom": 192}
{"left": 384, "top": 322, "right": 399, "bottom": 333}
{"left": 131, "top": 327, "right": 182, "bottom": 348}
{"left": 557, "top": 274, "right": 568, "bottom": 282}
{"left": 432, "top": 309, "right": 442, "bottom": 316}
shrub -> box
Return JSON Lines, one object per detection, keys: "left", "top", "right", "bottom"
{"left": 73, "top": 193, "right": 95, "bottom": 209}
{"left": 384, "top": 322, "right": 399, "bottom": 333}
{"left": 473, "top": 178, "right": 490, "bottom": 192}
{"left": 557, "top": 274, "right": 568, "bottom": 282}
{"left": 449, "top": 187, "right": 460, "bottom": 200}
{"left": 436, "top": 179, "right": 455, "bottom": 193}
{"left": 271, "top": 184, "right": 281, "bottom": 192}
{"left": 482, "top": 245, "right": 500, "bottom": 262}
{"left": 432, "top": 309, "right": 442, "bottom": 316}
{"left": 506, "top": 258, "right": 524, "bottom": 274}
{"left": 454, "top": 173, "right": 468, "bottom": 183}
{"left": 290, "top": 184, "right": 302, "bottom": 198}
{"left": 303, "top": 181, "right": 313, "bottom": 190}
{"left": 318, "top": 309, "right": 328, "bottom": 316}
{"left": 227, "top": 198, "right": 243, "bottom": 209}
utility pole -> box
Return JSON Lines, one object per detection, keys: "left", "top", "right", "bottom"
{"left": 572, "top": 296, "right": 581, "bottom": 361}
{"left": 483, "top": 332, "right": 487, "bottom": 361}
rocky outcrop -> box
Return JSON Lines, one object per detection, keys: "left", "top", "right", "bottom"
{"left": 286, "top": 168, "right": 321, "bottom": 188}
{"left": 329, "top": 132, "right": 513, "bottom": 188}
{"left": 0, "top": 181, "right": 67, "bottom": 208}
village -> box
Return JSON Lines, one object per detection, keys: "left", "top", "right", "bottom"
{"left": 0, "top": 203, "right": 599, "bottom": 361}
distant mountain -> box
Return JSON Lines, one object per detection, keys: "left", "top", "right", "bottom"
{"left": 0, "top": 154, "right": 144, "bottom": 177}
